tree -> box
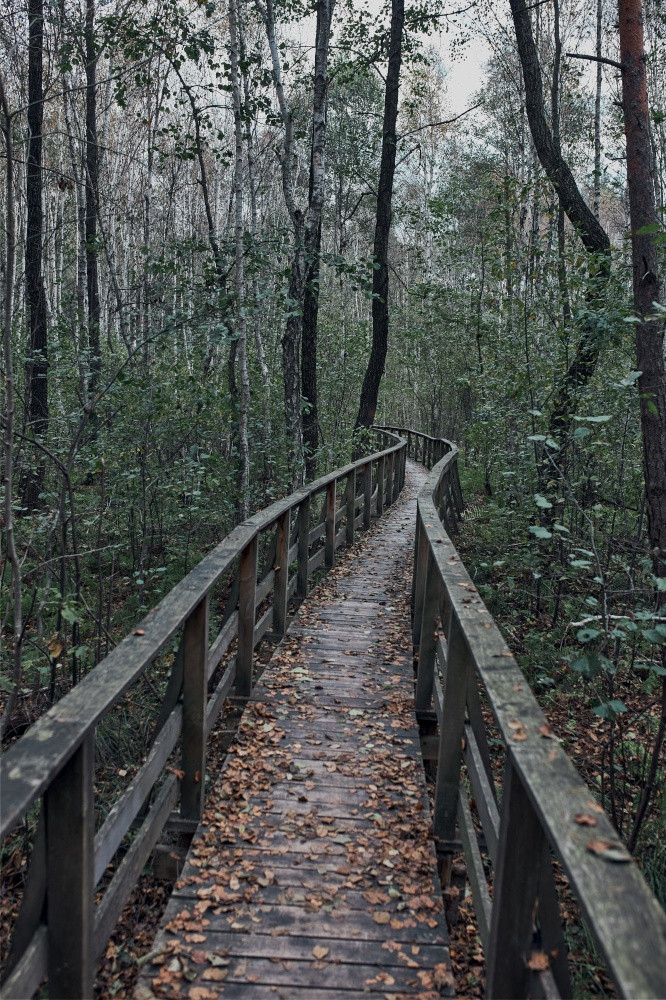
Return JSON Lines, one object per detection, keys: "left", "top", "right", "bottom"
{"left": 259, "top": 0, "right": 336, "bottom": 487}
{"left": 355, "top": 0, "right": 404, "bottom": 428}
{"left": 618, "top": 0, "right": 666, "bottom": 850}
{"left": 508, "top": 0, "right": 611, "bottom": 471}
{"left": 23, "top": 0, "right": 49, "bottom": 509}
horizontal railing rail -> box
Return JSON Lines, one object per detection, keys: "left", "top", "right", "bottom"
{"left": 0, "top": 429, "right": 407, "bottom": 1000}
{"left": 408, "top": 433, "right": 666, "bottom": 999}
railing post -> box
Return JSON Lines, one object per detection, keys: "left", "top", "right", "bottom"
{"left": 325, "top": 479, "right": 336, "bottom": 566}
{"left": 434, "top": 613, "right": 471, "bottom": 843}
{"left": 346, "top": 470, "right": 355, "bottom": 546}
{"left": 407, "top": 431, "right": 412, "bottom": 459}
{"left": 376, "top": 455, "right": 385, "bottom": 516}
{"left": 415, "top": 549, "right": 442, "bottom": 711}
{"left": 396, "top": 447, "right": 404, "bottom": 498}
{"left": 297, "top": 496, "right": 310, "bottom": 598}
{"left": 412, "top": 509, "right": 429, "bottom": 644}
{"left": 237, "top": 536, "right": 258, "bottom": 698}
{"left": 486, "top": 760, "right": 545, "bottom": 999}
{"left": 181, "top": 594, "right": 209, "bottom": 819}
{"left": 45, "top": 734, "right": 94, "bottom": 998}
{"left": 363, "top": 462, "right": 372, "bottom": 529}
{"left": 273, "top": 510, "right": 290, "bottom": 637}
{"left": 386, "top": 452, "right": 394, "bottom": 507}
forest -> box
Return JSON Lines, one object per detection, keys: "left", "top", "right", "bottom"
{"left": 1, "top": 0, "right": 665, "bottom": 992}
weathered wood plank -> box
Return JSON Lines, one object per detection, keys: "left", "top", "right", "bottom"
{"left": 46, "top": 734, "right": 95, "bottom": 998}
{"left": 95, "top": 706, "right": 182, "bottom": 884}
{"left": 1, "top": 924, "right": 47, "bottom": 1000}
{"left": 138, "top": 460, "right": 451, "bottom": 1000}
{"left": 181, "top": 597, "right": 209, "bottom": 820}
{"left": 94, "top": 775, "right": 179, "bottom": 960}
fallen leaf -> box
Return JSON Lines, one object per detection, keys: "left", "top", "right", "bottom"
{"left": 574, "top": 813, "right": 597, "bottom": 827}
{"left": 373, "top": 911, "right": 391, "bottom": 924}
{"left": 312, "top": 946, "right": 329, "bottom": 960}
{"left": 587, "top": 839, "right": 630, "bottom": 862}
{"left": 527, "top": 952, "right": 550, "bottom": 971}
{"left": 134, "top": 629, "right": 146, "bottom": 636}
{"left": 202, "top": 968, "right": 228, "bottom": 981}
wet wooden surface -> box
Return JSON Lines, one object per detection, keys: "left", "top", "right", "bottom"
{"left": 137, "top": 462, "right": 454, "bottom": 999}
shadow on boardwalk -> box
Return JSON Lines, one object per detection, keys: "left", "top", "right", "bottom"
{"left": 137, "top": 463, "right": 454, "bottom": 999}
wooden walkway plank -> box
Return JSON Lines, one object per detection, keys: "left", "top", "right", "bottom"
{"left": 136, "top": 463, "right": 454, "bottom": 999}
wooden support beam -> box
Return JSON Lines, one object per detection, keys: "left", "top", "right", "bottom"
{"left": 433, "top": 613, "right": 471, "bottom": 845}
{"left": 297, "top": 496, "right": 310, "bottom": 598}
{"left": 363, "top": 462, "right": 372, "bottom": 529}
{"left": 46, "top": 735, "right": 94, "bottom": 998}
{"left": 486, "top": 760, "right": 545, "bottom": 999}
{"left": 237, "top": 536, "right": 258, "bottom": 698}
{"left": 325, "top": 480, "right": 336, "bottom": 567}
{"left": 346, "top": 470, "right": 355, "bottom": 546}
{"left": 181, "top": 595, "right": 209, "bottom": 820}
{"left": 273, "top": 510, "right": 290, "bottom": 637}
{"left": 415, "top": 549, "right": 442, "bottom": 711}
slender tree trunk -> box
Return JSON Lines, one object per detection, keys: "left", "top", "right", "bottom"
{"left": 261, "top": 0, "right": 335, "bottom": 486}
{"left": 593, "top": 0, "right": 603, "bottom": 219}
{"left": 0, "top": 76, "right": 23, "bottom": 738}
{"left": 23, "top": 0, "right": 49, "bottom": 509}
{"left": 237, "top": 2, "right": 272, "bottom": 477}
{"left": 86, "top": 0, "right": 101, "bottom": 395}
{"left": 302, "top": 221, "right": 321, "bottom": 481}
{"left": 355, "top": 0, "right": 405, "bottom": 428}
{"left": 509, "top": 0, "right": 611, "bottom": 462}
{"left": 619, "top": 0, "right": 666, "bottom": 850}
{"left": 618, "top": 0, "right": 666, "bottom": 574}
{"left": 229, "top": 0, "right": 251, "bottom": 519}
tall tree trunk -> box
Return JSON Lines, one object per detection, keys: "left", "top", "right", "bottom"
{"left": 24, "top": 0, "right": 48, "bottom": 509}
{"left": 0, "top": 75, "right": 23, "bottom": 738}
{"left": 355, "top": 0, "right": 405, "bottom": 428}
{"left": 509, "top": 0, "right": 611, "bottom": 462}
{"left": 302, "top": 221, "right": 321, "bottom": 481}
{"left": 237, "top": 2, "right": 272, "bottom": 480}
{"left": 86, "top": 0, "right": 101, "bottom": 395}
{"left": 593, "top": 0, "right": 603, "bottom": 219}
{"left": 261, "top": 0, "right": 335, "bottom": 487}
{"left": 619, "top": 0, "right": 666, "bottom": 850}
{"left": 618, "top": 0, "right": 666, "bottom": 574}
{"left": 229, "top": 0, "right": 251, "bottom": 519}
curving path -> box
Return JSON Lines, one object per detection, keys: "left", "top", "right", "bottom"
{"left": 136, "top": 462, "right": 454, "bottom": 999}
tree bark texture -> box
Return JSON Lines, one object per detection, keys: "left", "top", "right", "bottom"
{"left": 618, "top": 0, "right": 666, "bottom": 575}
{"left": 509, "top": 0, "right": 611, "bottom": 459}
{"left": 302, "top": 222, "right": 321, "bottom": 482}
{"left": 24, "top": 0, "right": 48, "bottom": 508}
{"left": 263, "top": 0, "right": 334, "bottom": 486}
{"left": 86, "top": 0, "right": 101, "bottom": 395}
{"left": 229, "top": 0, "right": 251, "bottom": 519}
{"left": 355, "top": 0, "right": 405, "bottom": 428}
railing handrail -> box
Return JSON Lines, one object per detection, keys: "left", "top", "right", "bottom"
{"left": 410, "top": 436, "right": 666, "bottom": 999}
{"left": 0, "top": 428, "right": 409, "bottom": 999}
{"left": 0, "top": 432, "right": 403, "bottom": 837}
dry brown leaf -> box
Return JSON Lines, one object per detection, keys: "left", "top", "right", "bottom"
{"left": 587, "top": 839, "right": 630, "bottom": 862}
{"left": 527, "top": 952, "right": 550, "bottom": 971}
{"left": 201, "top": 968, "right": 228, "bottom": 981}
{"left": 312, "top": 945, "right": 329, "bottom": 960}
{"left": 373, "top": 911, "right": 391, "bottom": 924}
{"left": 574, "top": 813, "right": 598, "bottom": 827}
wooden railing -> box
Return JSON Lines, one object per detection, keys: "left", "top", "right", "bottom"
{"left": 406, "top": 428, "right": 666, "bottom": 999}
{"left": 0, "top": 429, "right": 406, "bottom": 1000}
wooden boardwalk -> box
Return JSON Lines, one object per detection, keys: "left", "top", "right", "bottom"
{"left": 137, "top": 463, "right": 453, "bottom": 999}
